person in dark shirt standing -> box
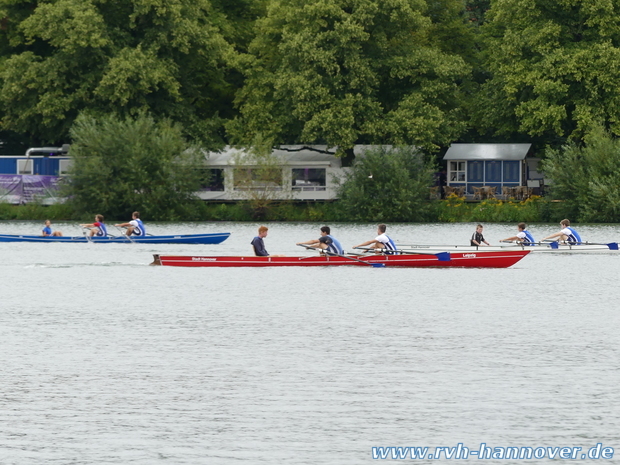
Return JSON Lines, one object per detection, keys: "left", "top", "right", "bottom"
{"left": 251, "top": 225, "right": 271, "bottom": 256}
{"left": 470, "top": 224, "right": 490, "bottom": 246}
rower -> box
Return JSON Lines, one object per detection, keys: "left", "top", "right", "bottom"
{"left": 115, "top": 211, "right": 146, "bottom": 237}
{"left": 352, "top": 224, "right": 398, "bottom": 254}
{"left": 501, "top": 222, "right": 536, "bottom": 245}
{"left": 542, "top": 219, "right": 582, "bottom": 245}
{"left": 80, "top": 214, "right": 108, "bottom": 237}
{"left": 296, "top": 226, "right": 344, "bottom": 254}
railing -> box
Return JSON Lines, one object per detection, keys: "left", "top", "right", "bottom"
{"left": 292, "top": 186, "right": 327, "bottom": 191}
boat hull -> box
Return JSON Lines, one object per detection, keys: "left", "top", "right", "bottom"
{"left": 151, "top": 250, "right": 529, "bottom": 268}
{"left": 397, "top": 242, "right": 618, "bottom": 254}
{"left": 0, "top": 233, "right": 230, "bottom": 244}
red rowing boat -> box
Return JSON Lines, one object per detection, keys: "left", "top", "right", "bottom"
{"left": 150, "top": 250, "right": 529, "bottom": 268}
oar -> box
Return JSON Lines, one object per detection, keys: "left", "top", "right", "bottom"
{"left": 114, "top": 225, "right": 135, "bottom": 243}
{"left": 79, "top": 226, "right": 94, "bottom": 243}
{"left": 587, "top": 241, "right": 619, "bottom": 250}
{"left": 356, "top": 246, "right": 451, "bottom": 262}
{"left": 297, "top": 244, "right": 385, "bottom": 267}
{"left": 544, "top": 240, "right": 618, "bottom": 250}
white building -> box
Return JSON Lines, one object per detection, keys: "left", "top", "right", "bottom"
{"left": 197, "top": 145, "right": 379, "bottom": 201}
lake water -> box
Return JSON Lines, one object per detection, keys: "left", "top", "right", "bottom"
{"left": 1, "top": 221, "right": 619, "bottom": 464}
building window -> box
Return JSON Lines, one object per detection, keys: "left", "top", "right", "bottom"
{"left": 292, "top": 168, "right": 326, "bottom": 190}
{"left": 503, "top": 161, "right": 520, "bottom": 183}
{"left": 59, "top": 159, "right": 72, "bottom": 175}
{"left": 485, "top": 160, "right": 502, "bottom": 182}
{"left": 200, "top": 168, "right": 225, "bottom": 191}
{"left": 233, "top": 168, "right": 283, "bottom": 190}
{"left": 17, "top": 159, "right": 33, "bottom": 175}
{"left": 449, "top": 161, "right": 466, "bottom": 182}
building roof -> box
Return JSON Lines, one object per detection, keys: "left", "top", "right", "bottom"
{"left": 204, "top": 145, "right": 393, "bottom": 166}
{"left": 443, "top": 143, "right": 532, "bottom": 161}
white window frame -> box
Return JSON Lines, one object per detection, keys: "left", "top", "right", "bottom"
{"left": 59, "top": 159, "right": 72, "bottom": 175}
{"left": 17, "top": 159, "right": 34, "bottom": 175}
{"left": 449, "top": 161, "right": 466, "bottom": 183}
{"left": 291, "top": 167, "right": 327, "bottom": 191}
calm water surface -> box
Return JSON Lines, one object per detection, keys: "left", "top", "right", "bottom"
{"left": 1, "top": 221, "right": 619, "bottom": 464}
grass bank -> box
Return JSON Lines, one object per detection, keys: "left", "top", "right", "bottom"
{"left": 0, "top": 203, "right": 74, "bottom": 221}
{"left": 1, "top": 196, "right": 569, "bottom": 223}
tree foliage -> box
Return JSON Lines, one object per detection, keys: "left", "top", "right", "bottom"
{"left": 228, "top": 0, "right": 471, "bottom": 154}
{"left": 541, "top": 125, "right": 620, "bottom": 222}
{"left": 5, "top": 0, "right": 620, "bottom": 219}
{"left": 0, "top": 0, "right": 234, "bottom": 147}
{"left": 475, "top": 0, "right": 620, "bottom": 143}
{"left": 64, "top": 112, "right": 205, "bottom": 220}
{"left": 337, "top": 146, "right": 435, "bottom": 221}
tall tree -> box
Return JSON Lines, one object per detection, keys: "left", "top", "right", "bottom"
{"left": 474, "top": 0, "right": 620, "bottom": 143}
{"left": 228, "top": 0, "right": 472, "bottom": 155}
{"left": 0, "top": 0, "right": 235, "bottom": 147}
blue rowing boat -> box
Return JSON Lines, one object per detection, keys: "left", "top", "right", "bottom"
{"left": 0, "top": 232, "right": 231, "bottom": 244}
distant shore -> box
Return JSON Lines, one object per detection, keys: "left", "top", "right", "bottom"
{"left": 0, "top": 196, "right": 573, "bottom": 223}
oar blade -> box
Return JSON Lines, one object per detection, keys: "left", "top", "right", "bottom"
{"left": 607, "top": 242, "right": 619, "bottom": 250}
{"left": 371, "top": 263, "right": 385, "bottom": 268}
{"left": 436, "top": 252, "right": 451, "bottom": 261}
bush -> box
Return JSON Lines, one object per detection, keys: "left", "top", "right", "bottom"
{"left": 541, "top": 126, "right": 620, "bottom": 222}
{"left": 336, "top": 146, "right": 435, "bottom": 222}
{"left": 65, "top": 112, "right": 205, "bottom": 221}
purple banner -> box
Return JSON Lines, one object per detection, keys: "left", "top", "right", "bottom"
{"left": 0, "top": 175, "right": 64, "bottom": 204}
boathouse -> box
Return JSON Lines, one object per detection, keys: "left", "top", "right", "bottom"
{"left": 442, "top": 143, "right": 542, "bottom": 199}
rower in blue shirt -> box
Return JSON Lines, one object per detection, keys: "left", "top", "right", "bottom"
{"left": 542, "top": 219, "right": 582, "bottom": 245}
{"left": 501, "top": 222, "right": 536, "bottom": 245}
{"left": 42, "top": 220, "right": 63, "bottom": 237}
{"left": 296, "top": 226, "right": 344, "bottom": 254}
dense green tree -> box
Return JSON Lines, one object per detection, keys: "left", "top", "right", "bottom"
{"left": 337, "top": 146, "right": 435, "bottom": 221}
{"left": 475, "top": 0, "right": 620, "bottom": 143}
{"left": 65, "top": 112, "right": 205, "bottom": 220}
{"left": 464, "top": 0, "right": 490, "bottom": 26}
{"left": 541, "top": 126, "right": 620, "bottom": 222}
{"left": 0, "top": 0, "right": 235, "bottom": 147}
{"left": 228, "top": 0, "right": 472, "bottom": 155}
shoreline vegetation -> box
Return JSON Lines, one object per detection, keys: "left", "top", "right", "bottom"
{"left": 0, "top": 196, "right": 571, "bottom": 224}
